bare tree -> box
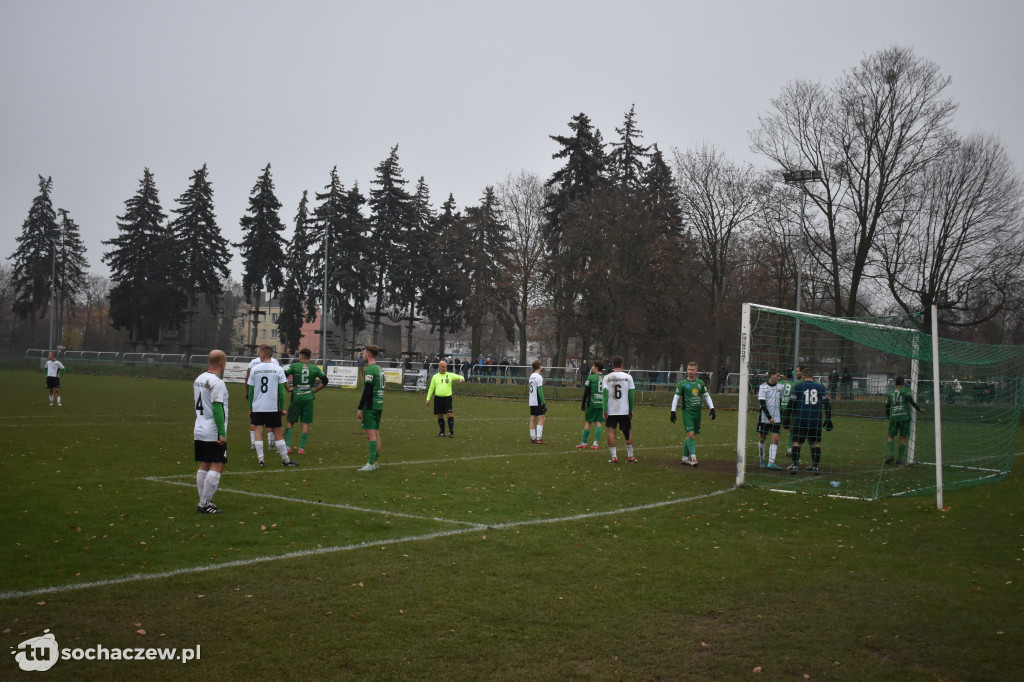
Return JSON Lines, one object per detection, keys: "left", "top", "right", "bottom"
{"left": 497, "top": 171, "right": 547, "bottom": 365}
{"left": 673, "top": 143, "right": 766, "bottom": 382}
{"left": 877, "top": 132, "right": 1024, "bottom": 329}
{"left": 752, "top": 46, "right": 958, "bottom": 317}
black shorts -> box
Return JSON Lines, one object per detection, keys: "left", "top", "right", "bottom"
{"left": 605, "top": 414, "right": 632, "bottom": 436}
{"left": 250, "top": 411, "right": 283, "bottom": 429}
{"left": 792, "top": 422, "right": 822, "bottom": 444}
{"left": 433, "top": 396, "right": 453, "bottom": 415}
{"left": 530, "top": 404, "right": 548, "bottom": 417}
{"left": 757, "top": 421, "right": 781, "bottom": 435}
{"left": 46, "top": 376, "right": 61, "bottom": 389}
{"left": 194, "top": 440, "right": 227, "bottom": 464}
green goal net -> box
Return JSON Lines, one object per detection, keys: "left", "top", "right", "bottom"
{"left": 736, "top": 303, "right": 1024, "bottom": 503}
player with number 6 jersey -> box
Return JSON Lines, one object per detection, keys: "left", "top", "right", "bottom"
{"left": 602, "top": 356, "right": 636, "bottom": 463}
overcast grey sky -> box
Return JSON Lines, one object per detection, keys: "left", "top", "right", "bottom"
{"left": 3, "top": 0, "right": 1022, "bottom": 281}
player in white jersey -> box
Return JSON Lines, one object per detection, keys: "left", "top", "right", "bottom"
{"left": 602, "top": 356, "right": 637, "bottom": 463}
{"left": 246, "top": 352, "right": 281, "bottom": 450}
{"left": 756, "top": 369, "right": 784, "bottom": 469}
{"left": 44, "top": 352, "right": 65, "bottom": 406}
{"left": 193, "top": 350, "right": 229, "bottom": 513}
{"left": 527, "top": 360, "right": 547, "bottom": 444}
{"left": 247, "top": 345, "right": 298, "bottom": 467}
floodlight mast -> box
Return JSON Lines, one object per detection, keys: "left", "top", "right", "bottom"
{"left": 782, "top": 169, "right": 822, "bottom": 373}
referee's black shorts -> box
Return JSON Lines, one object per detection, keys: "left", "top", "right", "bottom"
{"left": 433, "top": 395, "right": 453, "bottom": 415}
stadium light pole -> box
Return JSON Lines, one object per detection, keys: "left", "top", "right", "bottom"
{"left": 783, "top": 169, "right": 822, "bottom": 373}
{"left": 320, "top": 222, "right": 330, "bottom": 363}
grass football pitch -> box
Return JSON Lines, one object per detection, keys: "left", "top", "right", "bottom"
{"left": 1, "top": 369, "right": 1022, "bottom": 681}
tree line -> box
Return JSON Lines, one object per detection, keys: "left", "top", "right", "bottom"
{"left": 7, "top": 46, "right": 1024, "bottom": 383}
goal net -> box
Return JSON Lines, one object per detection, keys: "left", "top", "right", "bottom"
{"left": 736, "top": 303, "right": 1024, "bottom": 503}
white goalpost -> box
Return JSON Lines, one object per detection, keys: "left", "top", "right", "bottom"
{"left": 736, "top": 303, "right": 1022, "bottom": 507}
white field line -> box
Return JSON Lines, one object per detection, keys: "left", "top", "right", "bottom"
{"left": 146, "top": 477, "right": 481, "bottom": 527}
{"left": 0, "top": 487, "right": 735, "bottom": 601}
{"left": 144, "top": 441, "right": 740, "bottom": 481}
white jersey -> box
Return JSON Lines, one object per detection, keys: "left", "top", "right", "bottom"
{"left": 248, "top": 361, "right": 287, "bottom": 412}
{"left": 758, "top": 381, "right": 783, "bottom": 423}
{"left": 247, "top": 356, "right": 280, "bottom": 372}
{"left": 193, "top": 371, "right": 229, "bottom": 441}
{"left": 602, "top": 370, "right": 635, "bottom": 416}
{"left": 528, "top": 372, "right": 544, "bottom": 406}
{"left": 45, "top": 360, "right": 64, "bottom": 377}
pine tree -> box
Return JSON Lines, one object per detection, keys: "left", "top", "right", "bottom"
{"left": 169, "top": 164, "right": 231, "bottom": 352}
{"left": 543, "top": 112, "right": 608, "bottom": 367}
{"left": 9, "top": 175, "right": 60, "bottom": 321}
{"left": 367, "top": 144, "right": 415, "bottom": 346}
{"left": 393, "top": 176, "right": 435, "bottom": 354}
{"left": 310, "top": 169, "right": 373, "bottom": 357}
{"left": 237, "top": 164, "right": 287, "bottom": 352}
{"left": 103, "top": 168, "right": 181, "bottom": 349}
{"left": 54, "top": 208, "right": 89, "bottom": 346}
{"left": 608, "top": 104, "right": 650, "bottom": 192}
{"left": 464, "top": 186, "right": 512, "bottom": 363}
{"left": 277, "top": 190, "right": 316, "bottom": 355}
{"left": 419, "top": 194, "right": 468, "bottom": 356}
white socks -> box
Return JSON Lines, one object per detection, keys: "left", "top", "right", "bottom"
{"left": 276, "top": 440, "right": 289, "bottom": 462}
{"left": 196, "top": 470, "right": 207, "bottom": 500}
{"left": 537, "top": 425, "right": 544, "bottom": 439}
{"left": 201, "top": 470, "right": 221, "bottom": 506}
{"left": 626, "top": 444, "right": 634, "bottom": 458}
{"left": 530, "top": 428, "right": 537, "bottom": 440}
{"left": 769, "top": 444, "right": 777, "bottom": 464}
{"left": 255, "top": 441, "right": 264, "bottom": 462}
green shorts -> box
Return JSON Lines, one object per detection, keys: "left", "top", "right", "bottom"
{"left": 682, "top": 410, "right": 702, "bottom": 435}
{"left": 287, "top": 396, "right": 315, "bottom": 424}
{"left": 887, "top": 419, "right": 911, "bottom": 438}
{"left": 361, "top": 408, "right": 382, "bottom": 430}
{"left": 585, "top": 405, "right": 605, "bottom": 423}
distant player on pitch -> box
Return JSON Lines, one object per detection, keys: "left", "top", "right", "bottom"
{"left": 602, "top": 356, "right": 636, "bottom": 463}
{"left": 670, "top": 361, "right": 715, "bottom": 466}
{"left": 528, "top": 360, "right": 547, "bottom": 444}
{"left": 248, "top": 344, "right": 299, "bottom": 468}
{"left": 245, "top": 349, "right": 281, "bottom": 451}
{"left": 193, "top": 350, "right": 228, "bottom": 514}
{"left": 44, "top": 351, "right": 65, "bottom": 406}
{"left": 577, "top": 359, "right": 605, "bottom": 450}
{"left": 885, "top": 376, "right": 922, "bottom": 466}
{"left": 757, "top": 368, "right": 784, "bottom": 469}
{"left": 357, "top": 344, "right": 384, "bottom": 471}
{"left": 283, "top": 348, "right": 328, "bottom": 456}
{"left": 426, "top": 360, "right": 465, "bottom": 437}
{"left": 783, "top": 366, "right": 832, "bottom": 474}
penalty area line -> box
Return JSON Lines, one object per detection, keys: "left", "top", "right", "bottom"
{"left": 144, "top": 477, "right": 480, "bottom": 527}
{"left": 0, "top": 486, "right": 738, "bottom": 601}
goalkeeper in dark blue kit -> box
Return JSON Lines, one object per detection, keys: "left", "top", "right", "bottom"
{"left": 782, "top": 367, "right": 832, "bottom": 475}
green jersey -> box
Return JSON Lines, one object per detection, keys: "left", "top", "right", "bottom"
{"left": 886, "top": 385, "right": 915, "bottom": 422}
{"left": 585, "top": 372, "right": 604, "bottom": 408}
{"left": 779, "top": 378, "right": 796, "bottom": 403}
{"left": 361, "top": 364, "right": 384, "bottom": 411}
{"left": 286, "top": 361, "right": 326, "bottom": 400}
{"left": 675, "top": 378, "right": 709, "bottom": 413}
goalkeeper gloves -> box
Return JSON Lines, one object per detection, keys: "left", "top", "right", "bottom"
{"left": 669, "top": 411, "right": 676, "bottom": 423}
{"left": 825, "top": 418, "right": 834, "bottom": 431}
{"left": 581, "top": 403, "right": 586, "bottom": 412}
{"left": 709, "top": 408, "right": 716, "bottom": 420}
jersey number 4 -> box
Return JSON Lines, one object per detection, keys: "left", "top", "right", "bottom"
{"left": 195, "top": 396, "right": 204, "bottom": 414}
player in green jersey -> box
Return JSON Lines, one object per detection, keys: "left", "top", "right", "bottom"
{"left": 357, "top": 345, "right": 384, "bottom": 471}
{"left": 885, "top": 376, "right": 922, "bottom": 466}
{"left": 670, "top": 361, "right": 716, "bottom": 466}
{"left": 577, "top": 359, "right": 605, "bottom": 449}
{"left": 779, "top": 365, "right": 804, "bottom": 457}
{"left": 283, "top": 348, "right": 329, "bottom": 455}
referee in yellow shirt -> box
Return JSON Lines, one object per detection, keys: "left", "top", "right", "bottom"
{"left": 426, "top": 360, "right": 465, "bottom": 437}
